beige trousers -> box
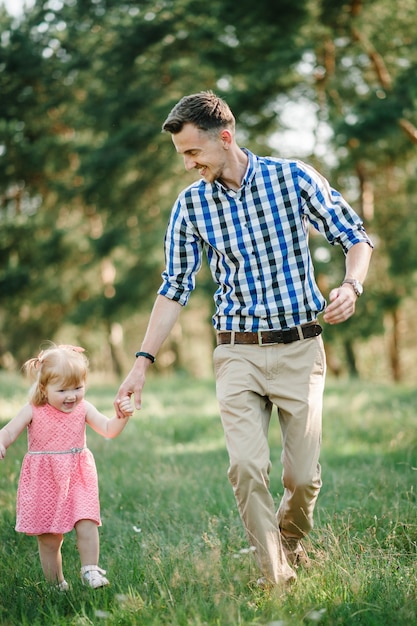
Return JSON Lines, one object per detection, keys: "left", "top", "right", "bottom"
{"left": 213, "top": 335, "right": 326, "bottom": 584}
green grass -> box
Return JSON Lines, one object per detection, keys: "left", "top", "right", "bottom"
{"left": 0, "top": 371, "right": 416, "bottom": 625}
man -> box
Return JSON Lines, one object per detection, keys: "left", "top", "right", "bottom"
{"left": 114, "top": 91, "right": 373, "bottom": 588}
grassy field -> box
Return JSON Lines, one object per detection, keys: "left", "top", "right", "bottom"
{"left": 0, "top": 371, "right": 416, "bottom": 625}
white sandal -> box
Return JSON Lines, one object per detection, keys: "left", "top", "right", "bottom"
{"left": 56, "top": 579, "right": 69, "bottom": 591}
{"left": 80, "top": 565, "right": 109, "bottom": 588}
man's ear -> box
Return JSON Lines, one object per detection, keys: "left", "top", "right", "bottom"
{"left": 220, "top": 129, "right": 233, "bottom": 148}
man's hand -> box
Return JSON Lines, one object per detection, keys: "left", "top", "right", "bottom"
{"left": 114, "top": 361, "right": 149, "bottom": 418}
{"left": 322, "top": 284, "right": 358, "bottom": 325}
{"left": 324, "top": 242, "right": 372, "bottom": 325}
{"left": 113, "top": 296, "right": 183, "bottom": 418}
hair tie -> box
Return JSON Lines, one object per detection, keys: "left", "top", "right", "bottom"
{"left": 58, "top": 344, "right": 85, "bottom": 353}
{"left": 35, "top": 350, "right": 45, "bottom": 368}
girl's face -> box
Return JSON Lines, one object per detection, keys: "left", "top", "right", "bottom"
{"left": 44, "top": 380, "right": 86, "bottom": 413}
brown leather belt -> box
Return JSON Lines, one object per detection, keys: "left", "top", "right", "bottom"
{"left": 217, "top": 323, "right": 322, "bottom": 346}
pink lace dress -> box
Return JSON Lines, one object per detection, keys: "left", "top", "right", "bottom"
{"left": 15, "top": 400, "right": 101, "bottom": 535}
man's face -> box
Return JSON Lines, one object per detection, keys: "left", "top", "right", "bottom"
{"left": 171, "top": 123, "right": 228, "bottom": 184}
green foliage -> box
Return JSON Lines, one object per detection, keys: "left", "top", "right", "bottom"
{"left": 0, "top": 373, "right": 416, "bottom": 624}
{"left": 0, "top": 0, "right": 313, "bottom": 362}
{"left": 1, "top": 0, "right": 417, "bottom": 379}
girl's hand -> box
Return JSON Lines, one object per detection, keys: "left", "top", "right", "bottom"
{"left": 117, "top": 396, "right": 134, "bottom": 418}
{"left": 0, "top": 443, "right": 6, "bottom": 460}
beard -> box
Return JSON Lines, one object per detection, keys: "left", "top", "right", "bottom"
{"left": 198, "top": 162, "right": 225, "bottom": 184}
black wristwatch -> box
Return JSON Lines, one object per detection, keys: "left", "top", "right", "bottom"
{"left": 342, "top": 279, "right": 363, "bottom": 297}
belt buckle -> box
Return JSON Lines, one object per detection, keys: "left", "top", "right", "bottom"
{"left": 257, "top": 329, "right": 279, "bottom": 345}
{"left": 257, "top": 328, "right": 296, "bottom": 345}
{"left": 257, "top": 330, "right": 267, "bottom": 346}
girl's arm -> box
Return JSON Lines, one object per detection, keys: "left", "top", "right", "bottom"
{"left": 84, "top": 398, "right": 133, "bottom": 439}
{"left": 0, "top": 403, "right": 33, "bottom": 460}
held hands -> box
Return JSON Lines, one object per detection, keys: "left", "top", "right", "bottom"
{"left": 114, "top": 361, "right": 147, "bottom": 418}
{"left": 116, "top": 395, "right": 134, "bottom": 418}
{"left": 322, "top": 284, "right": 358, "bottom": 325}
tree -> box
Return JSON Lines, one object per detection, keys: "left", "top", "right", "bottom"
{"left": 300, "top": 0, "right": 417, "bottom": 379}
{"left": 1, "top": 0, "right": 417, "bottom": 380}
{"left": 1, "top": 0, "right": 312, "bottom": 367}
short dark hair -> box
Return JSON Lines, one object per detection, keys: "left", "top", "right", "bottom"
{"left": 162, "top": 91, "right": 235, "bottom": 134}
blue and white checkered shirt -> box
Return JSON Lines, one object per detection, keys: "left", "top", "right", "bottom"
{"left": 158, "top": 149, "right": 372, "bottom": 331}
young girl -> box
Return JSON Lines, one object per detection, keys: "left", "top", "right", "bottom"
{"left": 0, "top": 343, "right": 133, "bottom": 590}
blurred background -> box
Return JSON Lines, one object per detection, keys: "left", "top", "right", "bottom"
{"left": 0, "top": 0, "right": 416, "bottom": 383}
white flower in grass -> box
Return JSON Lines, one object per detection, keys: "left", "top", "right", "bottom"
{"left": 233, "top": 545, "right": 257, "bottom": 558}
{"left": 94, "top": 610, "right": 111, "bottom": 619}
{"left": 116, "top": 594, "right": 127, "bottom": 603}
{"left": 132, "top": 525, "right": 142, "bottom": 533}
{"left": 304, "top": 608, "right": 327, "bottom": 622}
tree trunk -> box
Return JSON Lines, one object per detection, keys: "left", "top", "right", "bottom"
{"left": 344, "top": 339, "right": 359, "bottom": 378}
{"left": 388, "top": 308, "right": 401, "bottom": 382}
{"left": 108, "top": 321, "right": 124, "bottom": 377}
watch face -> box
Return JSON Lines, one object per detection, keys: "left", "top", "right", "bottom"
{"left": 343, "top": 279, "right": 363, "bottom": 296}
{"left": 355, "top": 281, "right": 363, "bottom": 296}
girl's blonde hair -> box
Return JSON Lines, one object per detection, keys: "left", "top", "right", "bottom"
{"left": 24, "top": 343, "right": 89, "bottom": 406}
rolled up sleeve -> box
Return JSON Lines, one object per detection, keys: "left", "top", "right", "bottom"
{"left": 157, "top": 198, "right": 203, "bottom": 306}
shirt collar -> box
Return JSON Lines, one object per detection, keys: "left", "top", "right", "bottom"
{"left": 213, "top": 147, "right": 256, "bottom": 193}
{"left": 241, "top": 148, "right": 257, "bottom": 187}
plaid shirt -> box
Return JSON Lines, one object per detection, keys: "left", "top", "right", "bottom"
{"left": 158, "top": 149, "right": 372, "bottom": 332}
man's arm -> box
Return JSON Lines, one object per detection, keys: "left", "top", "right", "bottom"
{"left": 114, "top": 295, "right": 182, "bottom": 416}
{"left": 323, "top": 242, "right": 373, "bottom": 325}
